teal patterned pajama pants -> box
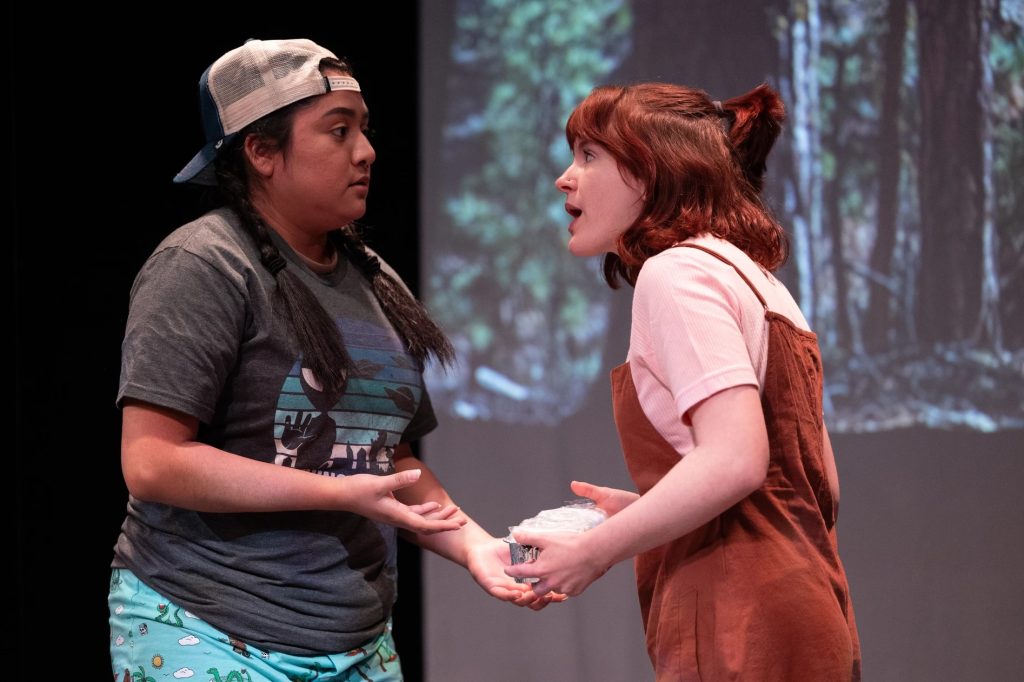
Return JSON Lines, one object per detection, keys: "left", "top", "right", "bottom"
{"left": 109, "top": 569, "right": 404, "bottom": 682}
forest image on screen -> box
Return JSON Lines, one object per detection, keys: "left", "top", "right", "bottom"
{"left": 425, "top": 0, "right": 1024, "bottom": 433}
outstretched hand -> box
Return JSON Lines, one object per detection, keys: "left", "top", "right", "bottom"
{"left": 339, "top": 469, "right": 466, "bottom": 534}
{"left": 500, "top": 481, "right": 632, "bottom": 596}
{"left": 466, "top": 537, "right": 567, "bottom": 610}
{"left": 504, "top": 529, "right": 608, "bottom": 598}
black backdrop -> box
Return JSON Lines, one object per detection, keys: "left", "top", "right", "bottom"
{"left": 11, "top": 5, "right": 427, "bottom": 677}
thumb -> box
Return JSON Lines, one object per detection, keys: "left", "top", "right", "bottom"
{"left": 570, "top": 480, "right": 598, "bottom": 498}
{"left": 386, "top": 468, "right": 422, "bottom": 491}
{"left": 511, "top": 530, "right": 544, "bottom": 549}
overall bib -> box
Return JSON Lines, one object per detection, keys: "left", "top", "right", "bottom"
{"left": 611, "top": 244, "right": 861, "bottom": 681}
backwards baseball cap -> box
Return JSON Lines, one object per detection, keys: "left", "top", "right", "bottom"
{"left": 174, "top": 38, "right": 361, "bottom": 185}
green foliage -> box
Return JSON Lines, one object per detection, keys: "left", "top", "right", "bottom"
{"left": 428, "top": 0, "right": 1024, "bottom": 427}
{"left": 428, "top": 0, "right": 631, "bottom": 421}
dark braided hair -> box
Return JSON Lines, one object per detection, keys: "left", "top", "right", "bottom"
{"left": 333, "top": 228, "right": 456, "bottom": 367}
{"left": 213, "top": 58, "right": 453, "bottom": 401}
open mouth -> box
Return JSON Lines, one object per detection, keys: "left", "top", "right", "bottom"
{"left": 565, "top": 203, "right": 582, "bottom": 218}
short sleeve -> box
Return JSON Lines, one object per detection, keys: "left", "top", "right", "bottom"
{"left": 117, "top": 246, "right": 248, "bottom": 423}
{"left": 400, "top": 380, "right": 438, "bottom": 442}
{"left": 635, "top": 254, "right": 758, "bottom": 423}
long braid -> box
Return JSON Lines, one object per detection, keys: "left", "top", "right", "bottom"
{"left": 334, "top": 227, "right": 455, "bottom": 368}
{"left": 211, "top": 70, "right": 453, "bottom": 396}
{"left": 209, "top": 56, "right": 453, "bottom": 397}
{"left": 215, "top": 126, "right": 354, "bottom": 401}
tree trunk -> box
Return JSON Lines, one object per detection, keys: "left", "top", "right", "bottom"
{"left": 976, "top": 0, "right": 1003, "bottom": 351}
{"left": 865, "top": 0, "right": 908, "bottom": 352}
{"left": 782, "top": 0, "right": 825, "bottom": 329}
{"left": 914, "top": 0, "right": 985, "bottom": 347}
{"left": 824, "top": 45, "right": 853, "bottom": 350}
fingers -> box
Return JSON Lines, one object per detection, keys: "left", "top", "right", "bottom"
{"left": 527, "top": 591, "right": 568, "bottom": 611}
{"left": 403, "top": 502, "right": 464, "bottom": 523}
{"left": 488, "top": 584, "right": 530, "bottom": 603}
{"left": 390, "top": 499, "right": 464, "bottom": 534}
{"left": 428, "top": 504, "right": 465, "bottom": 521}
{"left": 531, "top": 580, "right": 553, "bottom": 596}
{"left": 570, "top": 480, "right": 598, "bottom": 498}
{"left": 402, "top": 513, "right": 465, "bottom": 535}
{"left": 405, "top": 501, "right": 442, "bottom": 515}
{"left": 420, "top": 522, "right": 464, "bottom": 533}
{"left": 504, "top": 561, "right": 538, "bottom": 582}
{"left": 509, "top": 531, "right": 544, "bottom": 549}
{"left": 488, "top": 583, "right": 563, "bottom": 610}
{"left": 385, "top": 468, "right": 422, "bottom": 491}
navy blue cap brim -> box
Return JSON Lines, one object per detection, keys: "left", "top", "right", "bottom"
{"left": 174, "top": 62, "right": 226, "bottom": 186}
{"left": 173, "top": 134, "right": 234, "bottom": 185}
{"left": 173, "top": 139, "right": 220, "bottom": 185}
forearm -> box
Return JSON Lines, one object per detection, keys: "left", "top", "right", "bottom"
{"left": 588, "top": 385, "right": 768, "bottom": 568}
{"left": 125, "top": 438, "right": 342, "bottom": 512}
{"left": 121, "top": 403, "right": 465, "bottom": 535}
{"left": 122, "top": 402, "right": 346, "bottom": 513}
{"left": 123, "top": 436, "right": 342, "bottom": 512}
{"left": 393, "top": 451, "right": 493, "bottom": 566}
{"left": 583, "top": 444, "right": 764, "bottom": 568}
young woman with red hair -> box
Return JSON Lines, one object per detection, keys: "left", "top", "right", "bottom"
{"left": 508, "top": 83, "right": 861, "bottom": 681}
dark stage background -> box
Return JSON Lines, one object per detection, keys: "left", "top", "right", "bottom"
{"left": 11, "top": 5, "right": 430, "bottom": 678}
{"left": 12, "top": 2, "right": 1024, "bottom": 681}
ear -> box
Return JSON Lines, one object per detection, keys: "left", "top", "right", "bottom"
{"left": 243, "top": 134, "right": 277, "bottom": 179}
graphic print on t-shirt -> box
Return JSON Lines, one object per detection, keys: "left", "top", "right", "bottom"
{"left": 272, "top": 317, "right": 422, "bottom": 476}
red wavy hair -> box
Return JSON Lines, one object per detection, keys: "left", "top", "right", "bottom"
{"left": 564, "top": 83, "right": 788, "bottom": 287}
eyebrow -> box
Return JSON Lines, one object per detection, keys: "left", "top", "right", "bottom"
{"left": 321, "top": 106, "right": 369, "bottom": 123}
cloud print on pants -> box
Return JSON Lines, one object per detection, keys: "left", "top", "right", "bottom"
{"left": 173, "top": 668, "right": 195, "bottom": 678}
{"left": 177, "top": 634, "right": 200, "bottom": 646}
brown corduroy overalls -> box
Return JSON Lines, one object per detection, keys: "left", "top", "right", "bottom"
{"left": 610, "top": 244, "right": 861, "bottom": 681}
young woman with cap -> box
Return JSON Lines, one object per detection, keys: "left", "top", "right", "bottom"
{"left": 109, "top": 38, "right": 551, "bottom": 681}
{"left": 506, "top": 83, "right": 861, "bottom": 680}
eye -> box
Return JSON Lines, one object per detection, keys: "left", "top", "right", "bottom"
{"left": 331, "top": 125, "right": 349, "bottom": 139}
{"left": 582, "top": 148, "right": 596, "bottom": 162}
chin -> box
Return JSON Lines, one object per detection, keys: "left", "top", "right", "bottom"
{"left": 569, "top": 243, "right": 612, "bottom": 259}
{"left": 567, "top": 239, "right": 597, "bottom": 258}
{"left": 339, "top": 207, "right": 368, "bottom": 225}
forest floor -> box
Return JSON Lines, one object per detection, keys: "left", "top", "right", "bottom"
{"left": 825, "top": 344, "right": 1024, "bottom": 432}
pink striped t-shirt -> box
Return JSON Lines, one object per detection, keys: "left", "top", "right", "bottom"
{"left": 626, "top": 235, "right": 810, "bottom": 457}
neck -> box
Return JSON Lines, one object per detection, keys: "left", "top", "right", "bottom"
{"left": 250, "top": 191, "right": 333, "bottom": 264}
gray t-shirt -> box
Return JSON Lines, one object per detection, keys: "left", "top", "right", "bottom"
{"left": 114, "top": 207, "right": 437, "bottom": 655}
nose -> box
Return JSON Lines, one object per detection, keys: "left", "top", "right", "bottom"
{"left": 555, "top": 165, "right": 575, "bottom": 193}
{"left": 355, "top": 132, "right": 376, "bottom": 167}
